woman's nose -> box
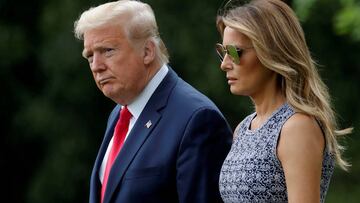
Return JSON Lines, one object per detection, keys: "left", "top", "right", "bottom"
{"left": 220, "top": 54, "right": 233, "bottom": 71}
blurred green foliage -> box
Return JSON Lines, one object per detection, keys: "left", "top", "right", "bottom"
{"left": 1, "top": 0, "right": 359, "bottom": 202}
{"left": 334, "top": 0, "right": 360, "bottom": 41}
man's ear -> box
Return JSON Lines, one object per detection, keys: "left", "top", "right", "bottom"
{"left": 143, "top": 40, "right": 156, "bottom": 65}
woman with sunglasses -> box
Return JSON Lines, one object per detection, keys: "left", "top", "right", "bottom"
{"left": 216, "top": 0, "right": 352, "bottom": 202}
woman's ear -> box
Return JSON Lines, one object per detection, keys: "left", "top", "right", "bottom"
{"left": 143, "top": 40, "right": 156, "bottom": 65}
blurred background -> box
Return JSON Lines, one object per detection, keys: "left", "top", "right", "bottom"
{"left": 1, "top": 0, "right": 359, "bottom": 202}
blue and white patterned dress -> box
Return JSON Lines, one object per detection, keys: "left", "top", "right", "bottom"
{"left": 219, "top": 103, "right": 334, "bottom": 203}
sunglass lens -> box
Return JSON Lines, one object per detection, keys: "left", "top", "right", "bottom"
{"left": 226, "top": 45, "right": 240, "bottom": 64}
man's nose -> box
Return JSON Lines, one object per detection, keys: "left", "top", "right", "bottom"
{"left": 90, "top": 53, "right": 106, "bottom": 72}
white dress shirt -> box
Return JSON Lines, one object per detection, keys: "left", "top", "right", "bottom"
{"left": 99, "top": 64, "right": 169, "bottom": 183}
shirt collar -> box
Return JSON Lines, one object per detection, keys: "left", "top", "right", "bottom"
{"left": 127, "top": 64, "right": 169, "bottom": 119}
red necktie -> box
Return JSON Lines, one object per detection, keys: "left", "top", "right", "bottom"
{"left": 101, "top": 106, "right": 132, "bottom": 203}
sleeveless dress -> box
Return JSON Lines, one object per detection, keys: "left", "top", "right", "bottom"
{"left": 219, "top": 103, "right": 334, "bottom": 203}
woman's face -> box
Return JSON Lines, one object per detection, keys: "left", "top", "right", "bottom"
{"left": 220, "top": 26, "right": 276, "bottom": 97}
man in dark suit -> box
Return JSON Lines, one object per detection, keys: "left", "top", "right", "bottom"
{"left": 74, "top": 1, "right": 232, "bottom": 202}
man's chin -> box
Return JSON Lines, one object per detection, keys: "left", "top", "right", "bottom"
{"left": 101, "top": 87, "right": 114, "bottom": 99}
{"left": 102, "top": 90, "right": 125, "bottom": 104}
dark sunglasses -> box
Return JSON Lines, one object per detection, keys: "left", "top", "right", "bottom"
{"left": 215, "top": 43, "right": 253, "bottom": 64}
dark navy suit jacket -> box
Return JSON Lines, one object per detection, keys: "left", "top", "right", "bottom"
{"left": 89, "top": 68, "right": 232, "bottom": 203}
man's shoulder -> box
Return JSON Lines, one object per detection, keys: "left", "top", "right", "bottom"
{"left": 170, "top": 78, "right": 219, "bottom": 111}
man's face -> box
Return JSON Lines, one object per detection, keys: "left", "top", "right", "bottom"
{"left": 83, "top": 24, "right": 150, "bottom": 105}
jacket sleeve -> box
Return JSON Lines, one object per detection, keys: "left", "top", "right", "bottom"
{"left": 176, "top": 107, "right": 232, "bottom": 203}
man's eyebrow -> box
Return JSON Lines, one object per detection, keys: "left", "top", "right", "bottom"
{"left": 82, "top": 42, "right": 117, "bottom": 58}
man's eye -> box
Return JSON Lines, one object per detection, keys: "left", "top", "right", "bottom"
{"left": 104, "top": 48, "right": 115, "bottom": 56}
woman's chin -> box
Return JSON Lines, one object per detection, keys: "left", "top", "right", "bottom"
{"left": 230, "top": 87, "right": 241, "bottom": 95}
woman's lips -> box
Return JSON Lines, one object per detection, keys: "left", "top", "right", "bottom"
{"left": 227, "top": 77, "right": 237, "bottom": 85}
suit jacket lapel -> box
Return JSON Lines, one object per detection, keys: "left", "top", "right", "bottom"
{"left": 90, "top": 105, "right": 121, "bottom": 203}
{"left": 103, "top": 68, "right": 178, "bottom": 203}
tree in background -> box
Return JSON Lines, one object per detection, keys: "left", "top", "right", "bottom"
{"left": 1, "top": 0, "right": 359, "bottom": 202}
{"left": 294, "top": 0, "right": 360, "bottom": 202}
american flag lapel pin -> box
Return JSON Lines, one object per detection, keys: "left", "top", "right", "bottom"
{"left": 145, "top": 120, "right": 152, "bottom": 128}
